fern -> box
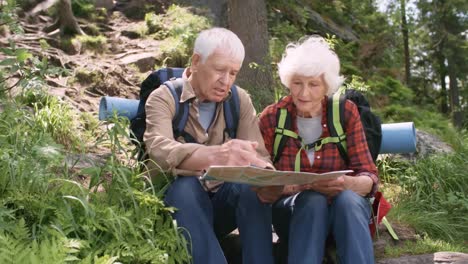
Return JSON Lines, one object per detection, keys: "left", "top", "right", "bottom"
{"left": 0, "top": 233, "right": 30, "bottom": 264}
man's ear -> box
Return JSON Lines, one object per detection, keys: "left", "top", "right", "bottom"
{"left": 191, "top": 53, "right": 201, "bottom": 72}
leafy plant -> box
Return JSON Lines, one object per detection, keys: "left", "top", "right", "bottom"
{"left": 386, "top": 144, "right": 468, "bottom": 242}
{"left": 145, "top": 5, "right": 212, "bottom": 67}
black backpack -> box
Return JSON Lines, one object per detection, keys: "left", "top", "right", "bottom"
{"left": 130, "top": 67, "right": 240, "bottom": 160}
{"left": 273, "top": 87, "right": 382, "bottom": 166}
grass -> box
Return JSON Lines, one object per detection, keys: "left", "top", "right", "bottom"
{"left": 384, "top": 237, "right": 467, "bottom": 258}
{"left": 379, "top": 132, "right": 468, "bottom": 255}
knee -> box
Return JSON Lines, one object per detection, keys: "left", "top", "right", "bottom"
{"left": 165, "top": 176, "right": 205, "bottom": 205}
{"left": 333, "top": 190, "right": 369, "bottom": 218}
{"left": 294, "top": 191, "right": 328, "bottom": 213}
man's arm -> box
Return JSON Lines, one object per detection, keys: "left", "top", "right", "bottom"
{"left": 144, "top": 86, "right": 205, "bottom": 176}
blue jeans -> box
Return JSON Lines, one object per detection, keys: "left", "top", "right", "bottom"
{"left": 273, "top": 190, "right": 374, "bottom": 264}
{"left": 164, "top": 176, "right": 274, "bottom": 264}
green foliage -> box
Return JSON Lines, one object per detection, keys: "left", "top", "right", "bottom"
{"left": 71, "top": 0, "right": 107, "bottom": 22}
{"left": 71, "top": 0, "right": 95, "bottom": 18}
{"left": 0, "top": 101, "right": 190, "bottom": 263}
{"left": 368, "top": 76, "right": 414, "bottom": 107}
{"left": 386, "top": 143, "right": 468, "bottom": 243}
{"left": 0, "top": 41, "right": 67, "bottom": 98}
{"left": 146, "top": 5, "right": 211, "bottom": 67}
{"left": 0, "top": 0, "right": 23, "bottom": 34}
{"left": 376, "top": 104, "right": 460, "bottom": 147}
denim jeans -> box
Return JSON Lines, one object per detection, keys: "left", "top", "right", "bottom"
{"left": 164, "top": 176, "right": 274, "bottom": 264}
{"left": 273, "top": 190, "right": 374, "bottom": 264}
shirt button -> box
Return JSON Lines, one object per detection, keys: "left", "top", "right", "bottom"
{"left": 316, "top": 156, "right": 321, "bottom": 159}
{"left": 323, "top": 124, "right": 327, "bottom": 127}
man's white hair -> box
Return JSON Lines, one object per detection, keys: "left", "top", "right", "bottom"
{"left": 277, "top": 35, "right": 344, "bottom": 96}
{"left": 194, "top": 27, "right": 245, "bottom": 64}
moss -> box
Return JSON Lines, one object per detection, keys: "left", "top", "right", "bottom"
{"left": 73, "top": 68, "right": 104, "bottom": 85}
{"left": 74, "top": 35, "right": 107, "bottom": 53}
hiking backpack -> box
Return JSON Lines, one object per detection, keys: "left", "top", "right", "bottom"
{"left": 129, "top": 67, "right": 240, "bottom": 159}
{"left": 272, "top": 87, "right": 382, "bottom": 167}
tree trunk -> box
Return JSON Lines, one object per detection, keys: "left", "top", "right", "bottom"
{"left": 57, "top": 0, "right": 84, "bottom": 36}
{"left": 400, "top": 0, "right": 411, "bottom": 86}
{"left": 447, "top": 55, "right": 462, "bottom": 128}
{"left": 227, "top": 0, "right": 274, "bottom": 110}
{"left": 436, "top": 48, "right": 448, "bottom": 114}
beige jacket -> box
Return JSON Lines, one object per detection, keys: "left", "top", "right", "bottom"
{"left": 144, "top": 78, "right": 271, "bottom": 178}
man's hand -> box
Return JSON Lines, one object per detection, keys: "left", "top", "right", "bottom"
{"left": 251, "top": 185, "right": 284, "bottom": 203}
{"left": 212, "top": 139, "right": 270, "bottom": 168}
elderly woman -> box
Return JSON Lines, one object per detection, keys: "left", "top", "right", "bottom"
{"left": 259, "top": 36, "right": 378, "bottom": 264}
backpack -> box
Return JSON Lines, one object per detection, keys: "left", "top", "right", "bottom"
{"left": 272, "top": 87, "right": 382, "bottom": 166}
{"left": 129, "top": 67, "right": 240, "bottom": 160}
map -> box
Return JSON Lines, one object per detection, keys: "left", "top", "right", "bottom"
{"left": 202, "top": 166, "right": 353, "bottom": 186}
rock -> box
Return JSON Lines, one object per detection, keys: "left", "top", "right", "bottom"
{"left": 94, "top": 0, "right": 114, "bottom": 10}
{"left": 384, "top": 129, "right": 454, "bottom": 162}
{"left": 121, "top": 30, "right": 141, "bottom": 39}
{"left": 66, "top": 153, "right": 107, "bottom": 169}
{"left": 119, "top": 52, "right": 159, "bottom": 72}
{"left": 415, "top": 129, "right": 454, "bottom": 157}
{"left": 377, "top": 254, "right": 434, "bottom": 264}
{"left": 377, "top": 252, "right": 468, "bottom": 264}
{"left": 434, "top": 252, "right": 468, "bottom": 263}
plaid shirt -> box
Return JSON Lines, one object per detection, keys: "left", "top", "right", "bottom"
{"left": 259, "top": 95, "right": 378, "bottom": 196}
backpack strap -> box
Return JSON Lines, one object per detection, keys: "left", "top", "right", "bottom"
{"left": 164, "top": 79, "right": 197, "bottom": 143}
{"left": 327, "top": 88, "right": 349, "bottom": 164}
{"left": 273, "top": 108, "right": 296, "bottom": 164}
{"left": 273, "top": 92, "right": 350, "bottom": 169}
{"left": 223, "top": 85, "right": 240, "bottom": 139}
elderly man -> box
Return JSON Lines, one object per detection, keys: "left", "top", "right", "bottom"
{"left": 144, "top": 27, "right": 282, "bottom": 264}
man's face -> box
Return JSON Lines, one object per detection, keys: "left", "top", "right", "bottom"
{"left": 191, "top": 50, "right": 242, "bottom": 102}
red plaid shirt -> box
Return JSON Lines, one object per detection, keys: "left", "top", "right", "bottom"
{"left": 259, "top": 95, "right": 379, "bottom": 196}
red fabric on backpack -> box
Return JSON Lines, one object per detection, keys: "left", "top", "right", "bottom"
{"left": 369, "top": 191, "right": 392, "bottom": 237}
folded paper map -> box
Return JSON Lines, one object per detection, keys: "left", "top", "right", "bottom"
{"left": 202, "top": 166, "right": 353, "bottom": 186}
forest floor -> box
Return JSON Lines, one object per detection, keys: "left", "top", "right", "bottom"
{"left": 6, "top": 5, "right": 467, "bottom": 264}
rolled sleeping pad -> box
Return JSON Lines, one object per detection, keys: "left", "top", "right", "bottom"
{"left": 98, "top": 96, "right": 139, "bottom": 121}
{"left": 379, "top": 122, "right": 416, "bottom": 154}
{"left": 98, "top": 97, "right": 417, "bottom": 154}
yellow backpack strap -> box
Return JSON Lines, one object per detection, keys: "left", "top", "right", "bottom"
{"left": 273, "top": 108, "right": 299, "bottom": 164}
{"left": 326, "top": 88, "right": 349, "bottom": 163}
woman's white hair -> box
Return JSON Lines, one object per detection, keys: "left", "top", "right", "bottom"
{"left": 194, "top": 27, "right": 245, "bottom": 64}
{"left": 278, "top": 35, "right": 344, "bottom": 96}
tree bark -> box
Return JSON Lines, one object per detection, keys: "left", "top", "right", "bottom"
{"left": 57, "top": 0, "right": 84, "bottom": 36}
{"left": 400, "top": 0, "right": 411, "bottom": 86}
{"left": 227, "top": 0, "right": 274, "bottom": 110}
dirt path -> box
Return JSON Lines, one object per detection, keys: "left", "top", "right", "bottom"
{"left": 8, "top": 10, "right": 166, "bottom": 115}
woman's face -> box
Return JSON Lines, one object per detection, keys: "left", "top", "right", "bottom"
{"left": 289, "top": 74, "right": 328, "bottom": 118}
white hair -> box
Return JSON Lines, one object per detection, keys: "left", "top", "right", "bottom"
{"left": 193, "top": 27, "right": 245, "bottom": 64}
{"left": 277, "top": 35, "right": 345, "bottom": 96}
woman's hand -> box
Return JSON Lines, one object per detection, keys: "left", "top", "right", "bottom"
{"left": 252, "top": 185, "right": 284, "bottom": 203}
{"left": 305, "top": 176, "right": 346, "bottom": 198}
{"left": 301, "top": 175, "right": 373, "bottom": 198}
